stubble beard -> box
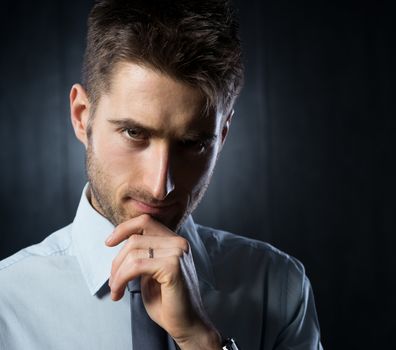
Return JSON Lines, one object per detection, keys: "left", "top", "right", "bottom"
{"left": 85, "top": 143, "right": 124, "bottom": 226}
{"left": 85, "top": 141, "right": 212, "bottom": 232}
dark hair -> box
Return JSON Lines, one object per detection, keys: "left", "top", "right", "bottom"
{"left": 82, "top": 0, "right": 244, "bottom": 115}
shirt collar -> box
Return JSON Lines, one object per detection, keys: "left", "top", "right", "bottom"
{"left": 71, "top": 184, "right": 215, "bottom": 296}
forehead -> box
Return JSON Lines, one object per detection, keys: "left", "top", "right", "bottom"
{"left": 96, "top": 62, "right": 219, "bottom": 134}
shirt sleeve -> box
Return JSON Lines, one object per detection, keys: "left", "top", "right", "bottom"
{"left": 274, "top": 266, "right": 323, "bottom": 350}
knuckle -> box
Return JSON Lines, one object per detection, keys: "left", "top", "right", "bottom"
{"left": 128, "top": 234, "right": 140, "bottom": 245}
{"left": 125, "top": 251, "right": 136, "bottom": 265}
{"left": 125, "top": 238, "right": 134, "bottom": 250}
{"left": 175, "top": 237, "right": 189, "bottom": 253}
{"left": 134, "top": 258, "right": 145, "bottom": 268}
{"left": 160, "top": 257, "right": 181, "bottom": 283}
{"left": 175, "top": 248, "right": 184, "bottom": 257}
{"left": 139, "top": 213, "right": 151, "bottom": 225}
{"left": 113, "top": 268, "right": 133, "bottom": 292}
{"left": 139, "top": 248, "right": 149, "bottom": 259}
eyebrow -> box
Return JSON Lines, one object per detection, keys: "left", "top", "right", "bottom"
{"left": 108, "top": 118, "right": 158, "bottom": 135}
{"left": 107, "top": 118, "right": 218, "bottom": 141}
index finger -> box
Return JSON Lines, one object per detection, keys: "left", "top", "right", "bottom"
{"left": 105, "top": 214, "right": 176, "bottom": 246}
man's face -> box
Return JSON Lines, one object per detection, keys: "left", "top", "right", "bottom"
{"left": 76, "top": 62, "right": 228, "bottom": 231}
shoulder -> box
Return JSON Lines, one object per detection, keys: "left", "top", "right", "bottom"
{"left": 0, "top": 223, "right": 73, "bottom": 273}
{"left": 0, "top": 224, "right": 74, "bottom": 309}
{"left": 196, "top": 224, "right": 307, "bottom": 299}
{"left": 0, "top": 224, "right": 77, "bottom": 341}
{"left": 197, "top": 224, "right": 305, "bottom": 273}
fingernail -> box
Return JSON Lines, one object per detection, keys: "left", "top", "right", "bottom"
{"left": 105, "top": 231, "right": 114, "bottom": 244}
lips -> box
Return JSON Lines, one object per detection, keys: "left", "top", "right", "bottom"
{"left": 127, "top": 198, "right": 177, "bottom": 215}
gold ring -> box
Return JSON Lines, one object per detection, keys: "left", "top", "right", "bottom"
{"left": 148, "top": 247, "right": 154, "bottom": 259}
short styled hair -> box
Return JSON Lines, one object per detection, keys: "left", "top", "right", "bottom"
{"left": 82, "top": 0, "right": 244, "bottom": 116}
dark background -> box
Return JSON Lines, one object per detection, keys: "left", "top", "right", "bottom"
{"left": 1, "top": 1, "right": 395, "bottom": 349}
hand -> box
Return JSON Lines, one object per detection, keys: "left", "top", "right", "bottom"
{"left": 105, "top": 214, "right": 221, "bottom": 350}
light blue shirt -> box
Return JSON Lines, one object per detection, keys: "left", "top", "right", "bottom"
{"left": 0, "top": 185, "right": 323, "bottom": 349}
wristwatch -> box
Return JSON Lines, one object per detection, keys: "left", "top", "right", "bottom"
{"left": 222, "top": 337, "right": 239, "bottom": 349}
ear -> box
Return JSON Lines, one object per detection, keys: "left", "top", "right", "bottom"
{"left": 220, "top": 109, "right": 234, "bottom": 149}
{"left": 70, "top": 83, "right": 91, "bottom": 148}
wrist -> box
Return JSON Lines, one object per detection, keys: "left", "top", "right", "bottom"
{"left": 175, "top": 324, "right": 221, "bottom": 350}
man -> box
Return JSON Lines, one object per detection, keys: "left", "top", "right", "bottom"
{"left": 0, "top": 0, "right": 323, "bottom": 349}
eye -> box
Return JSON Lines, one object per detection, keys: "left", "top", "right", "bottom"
{"left": 180, "top": 139, "right": 210, "bottom": 154}
{"left": 122, "top": 128, "right": 148, "bottom": 141}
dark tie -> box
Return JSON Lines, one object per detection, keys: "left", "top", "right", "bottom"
{"left": 128, "top": 278, "right": 179, "bottom": 350}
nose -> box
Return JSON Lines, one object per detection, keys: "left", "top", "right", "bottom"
{"left": 144, "top": 141, "right": 175, "bottom": 201}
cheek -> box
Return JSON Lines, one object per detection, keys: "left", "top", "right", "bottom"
{"left": 91, "top": 131, "right": 140, "bottom": 182}
{"left": 176, "top": 149, "right": 218, "bottom": 191}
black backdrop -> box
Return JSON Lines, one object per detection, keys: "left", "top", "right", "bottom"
{"left": 1, "top": 1, "right": 395, "bottom": 349}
